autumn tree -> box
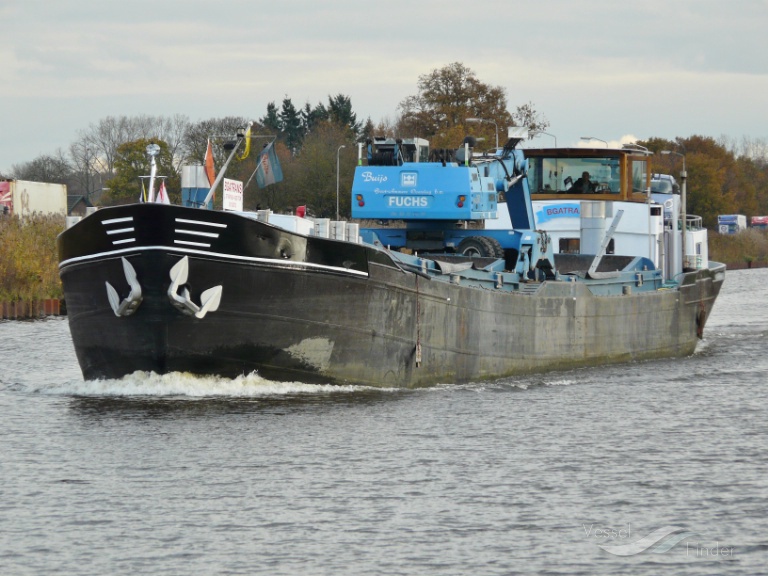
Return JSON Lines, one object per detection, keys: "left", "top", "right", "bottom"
{"left": 245, "top": 140, "right": 291, "bottom": 212}
{"left": 686, "top": 154, "right": 731, "bottom": 229}
{"left": 732, "top": 156, "right": 761, "bottom": 217}
{"left": 644, "top": 135, "right": 746, "bottom": 229}
{"left": 278, "top": 123, "right": 354, "bottom": 218}
{"left": 397, "top": 62, "right": 547, "bottom": 150}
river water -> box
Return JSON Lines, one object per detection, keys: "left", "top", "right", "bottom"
{"left": 1, "top": 269, "right": 766, "bottom": 575}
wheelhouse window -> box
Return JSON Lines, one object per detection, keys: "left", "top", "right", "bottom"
{"left": 528, "top": 156, "right": 621, "bottom": 194}
{"left": 630, "top": 159, "right": 649, "bottom": 193}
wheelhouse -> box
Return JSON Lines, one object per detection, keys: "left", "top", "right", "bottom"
{"left": 525, "top": 147, "right": 651, "bottom": 203}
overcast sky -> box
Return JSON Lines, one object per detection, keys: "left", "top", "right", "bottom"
{"left": 2, "top": 0, "right": 767, "bottom": 174}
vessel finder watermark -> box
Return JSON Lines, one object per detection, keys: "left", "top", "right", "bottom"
{"left": 582, "top": 523, "right": 734, "bottom": 558}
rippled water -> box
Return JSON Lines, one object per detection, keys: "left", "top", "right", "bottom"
{"left": 1, "top": 269, "right": 767, "bottom": 575}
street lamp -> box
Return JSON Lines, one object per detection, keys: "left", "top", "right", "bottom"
{"left": 623, "top": 142, "right": 650, "bottom": 153}
{"left": 580, "top": 136, "right": 607, "bottom": 146}
{"left": 661, "top": 150, "right": 687, "bottom": 269}
{"left": 84, "top": 146, "right": 93, "bottom": 201}
{"left": 539, "top": 131, "right": 558, "bottom": 148}
{"left": 466, "top": 118, "right": 499, "bottom": 149}
{"left": 336, "top": 144, "right": 346, "bottom": 220}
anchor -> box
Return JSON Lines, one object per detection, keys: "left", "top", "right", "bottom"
{"left": 105, "top": 257, "right": 143, "bottom": 317}
{"left": 167, "top": 255, "right": 223, "bottom": 319}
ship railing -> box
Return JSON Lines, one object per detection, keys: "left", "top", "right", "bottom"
{"left": 684, "top": 214, "right": 703, "bottom": 231}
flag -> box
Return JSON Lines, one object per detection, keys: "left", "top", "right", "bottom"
{"left": 237, "top": 126, "right": 251, "bottom": 160}
{"left": 139, "top": 179, "right": 147, "bottom": 203}
{"left": 204, "top": 139, "right": 216, "bottom": 186}
{"left": 156, "top": 180, "right": 170, "bottom": 204}
{"left": 255, "top": 142, "right": 284, "bottom": 188}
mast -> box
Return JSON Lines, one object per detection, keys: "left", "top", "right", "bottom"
{"left": 146, "top": 143, "right": 160, "bottom": 202}
{"left": 199, "top": 122, "right": 252, "bottom": 208}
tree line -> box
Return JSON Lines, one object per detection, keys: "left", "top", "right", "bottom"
{"left": 4, "top": 62, "right": 768, "bottom": 227}
{"left": 640, "top": 135, "right": 768, "bottom": 228}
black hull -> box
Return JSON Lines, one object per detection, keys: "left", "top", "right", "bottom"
{"left": 59, "top": 204, "right": 725, "bottom": 388}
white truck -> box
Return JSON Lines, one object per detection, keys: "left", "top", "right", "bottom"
{"left": 717, "top": 214, "right": 747, "bottom": 235}
{"left": 0, "top": 179, "right": 67, "bottom": 218}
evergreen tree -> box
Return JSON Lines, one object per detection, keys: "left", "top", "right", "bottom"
{"left": 280, "top": 97, "right": 303, "bottom": 152}
{"left": 301, "top": 101, "right": 328, "bottom": 134}
{"left": 361, "top": 117, "right": 375, "bottom": 142}
{"left": 327, "top": 94, "right": 361, "bottom": 137}
{"left": 260, "top": 103, "right": 281, "bottom": 133}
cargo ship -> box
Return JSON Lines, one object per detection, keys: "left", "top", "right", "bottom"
{"left": 58, "top": 127, "right": 725, "bottom": 387}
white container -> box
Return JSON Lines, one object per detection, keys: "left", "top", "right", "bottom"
{"left": 314, "top": 218, "right": 330, "bottom": 238}
{"left": 269, "top": 214, "right": 314, "bottom": 236}
{"left": 346, "top": 222, "right": 360, "bottom": 243}
{"left": 330, "top": 221, "right": 347, "bottom": 241}
{"left": 256, "top": 209, "right": 272, "bottom": 223}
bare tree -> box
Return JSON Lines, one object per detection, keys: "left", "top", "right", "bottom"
{"left": 83, "top": 116, "right": 132, "bottom": 174}
{"left": 78, "top": 114, "right": 192, "bottom": 175}
{"left": 371, "top": 116, "right": 400, "bottom": 139}
{"left": 512, "top": 102, "right": 550, "bottom": 138}
{"left": 739, "top": 136, "right": 768, "bottom": 166}
{"left": 67, "top": 115, "right": 194, "bottom": 201}
{"left": 155, "top": 114, "right": 191, "bottom": 170}
{"left": 10, "top": 151, "right": 72, "bottom": 184}
{"left": 182, "top": 116, "right": 253, "bottom": 169}
{"left": 68, "top": 140, "right": 103, "bottom": 199}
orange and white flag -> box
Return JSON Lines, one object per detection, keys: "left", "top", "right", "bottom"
{"left": 204, "top": 139, "right": 216, "bottom": 186}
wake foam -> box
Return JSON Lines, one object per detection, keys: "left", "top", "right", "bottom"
{"left": 35, "top": 371, "right": 379, "bottom": 398}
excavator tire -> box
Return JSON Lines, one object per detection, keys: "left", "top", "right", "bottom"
{"left": 457, "top": 236, "right": 501, "bottom": 258}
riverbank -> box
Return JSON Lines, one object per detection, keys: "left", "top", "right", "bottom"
{"left": 0, "top": 214, "right": 64, "bottom": 307}
{"left": 0, "top": 299, "right": 64, "bottom": 320}
{"left": 709, "top": 228, "right": 768, "bottom": 268}
{"left": 722, "top": 261, "right": 768, "bottom": 270}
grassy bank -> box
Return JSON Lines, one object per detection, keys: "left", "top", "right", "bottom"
{"left": 709, "top": 228, "right": 768, "bottom": 267}
{"left": 0, "top": 214, "right": 64, "bottom": 303}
